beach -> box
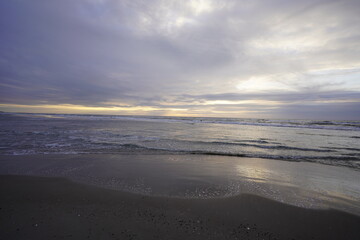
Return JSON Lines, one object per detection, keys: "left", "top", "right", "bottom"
{"left": 1, "top": 114, "right": 360, "bottom": 239}
{"left": 1, "top": 174, "right": 360, "bottom": 240}
{"left": 1, "top": 153, "right": 360, "bottom": 240}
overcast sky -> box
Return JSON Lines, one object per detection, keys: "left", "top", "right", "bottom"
{"left": 1, "top": 0, "right": 360, "bottom": 119}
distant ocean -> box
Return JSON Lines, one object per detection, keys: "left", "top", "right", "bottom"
{"left": 1, "top": 112, "right": 360, "bottom": 169}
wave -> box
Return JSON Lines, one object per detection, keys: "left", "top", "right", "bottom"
{"left": 0, "top": 134, "right": 342, "bottom": 158}
{"left": 321, "top": 147, "right": 360, "bottom": 152}
{"left": 118, "top": 144, "right": 359, "bottom": 160}
{"left": 87, "top": 138, "right": 338, "bottom": 153}
{"left": 4, "top": 144, "right": 359, "bottom": 169}
{"left": 204, "top": 140, "right": 335, "bottom": 152}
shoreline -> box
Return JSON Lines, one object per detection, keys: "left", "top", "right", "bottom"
{"left": 1, "top": 153, "right": 359, "bottom": 215}
{"left": 1, "top": 174, "right": 360, "bottom": 240}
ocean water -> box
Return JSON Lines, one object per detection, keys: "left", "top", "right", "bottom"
{"left": 1, "top": 112, "right": 359, "bottom": 169}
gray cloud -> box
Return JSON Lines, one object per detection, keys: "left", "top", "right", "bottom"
{"left": 178, "top": 91, "right": 360, "bottom": 102}
{"left": 0, "top": 0, "right": 360, "bottom": 119}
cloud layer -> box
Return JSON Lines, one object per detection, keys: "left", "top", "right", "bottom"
{"left": 1, "top": 0, "right": 360, "bottom": 119}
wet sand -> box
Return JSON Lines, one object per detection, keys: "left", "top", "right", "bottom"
{"left": 1, "top": 154, "right": 359, "bottom": 215}
{"left": 1, "top": 175, "right": 359, "bottom": 240}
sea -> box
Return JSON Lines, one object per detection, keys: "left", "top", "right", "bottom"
{"left": 1, "top": 112, "right": 359, "bottom": 169}
{"left": 1, "top": 112, "right": 360, "bottom": 214}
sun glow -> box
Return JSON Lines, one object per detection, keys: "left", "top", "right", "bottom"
{"left": 236, "top": 76, "right": 293, "bottom": 92}
{"left": 0, "top": 103, "right": 188, "bottom": 115}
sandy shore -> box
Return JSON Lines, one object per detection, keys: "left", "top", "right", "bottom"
{"left": 1, "top": 154, "right": 359, "bottom": 215}
{"left": 1, "top": 175, "right": 359, "bottom": 240}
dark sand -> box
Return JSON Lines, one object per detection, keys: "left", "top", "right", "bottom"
{"left": 0, "top": 175, "right": 359, "bottom": 240}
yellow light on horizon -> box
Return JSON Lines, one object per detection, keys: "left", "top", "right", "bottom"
{"left": 0, "top": 103, "right": 157, "bottom": 113}
{"left": 0, "top": 103, "right": 193, "bottom": 116}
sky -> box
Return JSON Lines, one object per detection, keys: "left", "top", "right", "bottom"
{"left": 0, "top": 0, "right": 360, "bottom": 119}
